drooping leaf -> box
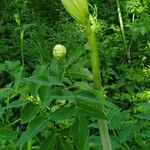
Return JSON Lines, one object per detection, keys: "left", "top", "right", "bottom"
{"left": 135, "top": 113, "right": 150, "bottom": 120}
{"left": 40, "top": 133, "right": 57, "bottom": 150}
{"left": 49, "top": 105, "right": 75, "bottom": 121}
{"left": 21, "top": 103, "right": 40, "bottom": 123}
{"left": 119, "top": 122, "right": 142, "bottom": 143}
{"left": 71, "top": 113, "right": 89, "bottom": 150}
{"left": 74, "top": 90, "right": 106, "bottom": 119}
{"left": 0, "top": 128, "right": 17, "bottom": 140}
{"left": 67, "top": 46, "right": 85, "bottom": 67}
{"left": 73, "top": 82, "right": 93, "bottom": 91}
{"left": 68, "top": 68, "right": 93, "bottom": 80}
{"left": 54, "top": 89, "right": 74, "bottom": 101}
{"left": 38, "top": 86, "right": 55, "bottom": 105}
{"left": 77, "top": 101, "right": 106, "bottom": 119}
{"left": 109, "top": 110, "right": 129, "bottom": 129}
{"left": 25, "top": 75, "right": 64, "bottom": 87}
{"left": 16, "top": 116, "right": 49, "bottom": 146}
{"left": 5, "top": 100, "right": 29, "bottom": 109}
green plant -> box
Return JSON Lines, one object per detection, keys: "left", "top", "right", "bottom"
{"left": 0, "top": 0, "right": 150, "bottom": 149}
{"left": 61, "top": 0, "right": 112, "bottom": 149}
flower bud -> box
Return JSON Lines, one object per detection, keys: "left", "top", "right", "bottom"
{"left": 53, "top": 44, "right": 67, "bottom": 59}
{"left": 61, "top": 0, "right": 89, "bottom": 26}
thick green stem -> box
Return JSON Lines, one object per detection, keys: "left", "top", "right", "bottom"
{"left": 84, "top": 26, "right": 112, "bottom": 150}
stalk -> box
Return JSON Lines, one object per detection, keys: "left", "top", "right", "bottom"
{"left": 84, "top": 25, "right": 112, "bottom": 150}
{"left": 116, "top": 0, "right": 131, "bottom": 64}
{"left": 27, "top": 140, "right": 32, "bottom": 150}
{"left": 60, "top": 1, "right": 112, "bottom": 149}
{"left": 20, "top": 30, "right": 24, "bottom": 66}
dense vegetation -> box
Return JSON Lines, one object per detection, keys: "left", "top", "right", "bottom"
{"left": 0, "top": 0, "right": 150, "bottom": 149}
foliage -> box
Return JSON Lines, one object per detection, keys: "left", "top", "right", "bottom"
{"left": 0, "top": 0, "right": 150, "bottom": 150}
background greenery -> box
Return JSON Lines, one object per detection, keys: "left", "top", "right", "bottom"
{"left": 0, "top": 0, "right": 150, "bottom": 149}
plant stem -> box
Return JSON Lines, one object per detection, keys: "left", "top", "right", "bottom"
{"left": 116, "top": 0, "right": 131, "bottom": 64}
{"left": 84, "top": 25, "right": 112, "bottom": 150}
{"left": 20, "top": 30, "right": 24, "bottom": 66}
{"left": 27, "top": 140, "right": 32, "bottom": 150}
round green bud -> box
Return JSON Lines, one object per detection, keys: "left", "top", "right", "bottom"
{"left": 53, "top": 44, "right": 67, "bottom": 59}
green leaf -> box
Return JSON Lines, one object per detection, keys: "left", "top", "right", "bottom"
{"left": 68, "top": 68, "right": 93, "bottom": 80}
{"left": 54, "top": 89, "right": 74, "bottom": 101}
{"left": 0, "top": 105, "right": 4, "bottom": 118}
{"left": 40, "top": 133, "right": 57, "bottom": 150}
{"left": 0, "top": 128, "right": 17, "bottom": 140}
{"left": 5, "top": 100, "right": 29, "bottom": 109}
{"left": 135, "top": 113, "right": 150, "bottom": 120}
{"left": 16, "top": 116, "right": 49, "bottom": 146}
{"left": 71, "top": 114, "right": 89, "bottom": 150}
{"left": 89, "top": 135, "right": 102, "bottom": 149}
{"left": 49, "top": 105, "right": 75, "bottom": 121}
{"left": 74, "top": 91, "right": 106, "bottom": 119}
{"left": 38, "top": 86, "right": 55, "bottom": 105}
{"left": 109, "top": 110, "right": 129, "bottom": 129}
{"left": 119, "top": 122, "right": 142, "bottom": 143}
{"left": 25, "top": 75, "right": 64, "bottom": 87}
{"left": 0, "top": 88, "right": 13, "bottom": 101}
{"left": 21, "top": 103, "right": 40, "bottom": 123}
{"left": 73, "top": 82, "right": 93, "bottom": 91}
{"left": 67, "top": 46, "right": 85, "bottom": 67}
{"left": 40, "top": 133, "right": 73, "bottom": 150}
{"left": 77, "top": 101, "right": 106, "bottom": 119}
{"left": 32, "top": 65, "right": 49, "bottom": 77}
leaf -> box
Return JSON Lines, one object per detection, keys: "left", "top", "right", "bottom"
{"left": 25, "top": 75, "right": 64, "bottom": 87}
{"left": 16, "top": 116, "right": 49, "bottom": 146}
{"left": 119, "top": 122, "right": 142, "bottom": 143}
{"left": 74, "top": 90, "right": 106, "bottom": 119}
{"left": 89, "top": 135, "right": 102, "bottom": 149}
{"left": 135, "top": 113, "right": 150, "bottom": 120}
{"left": 40, "top": 133, "right": 73, "bottom": 150}
{"left": 49, "top": 105, "right": 75, "bottom": 121}
{"left": 73, "top": 82, "right": 93, "bottom": 91}
{"left": 21, "top": 103, "right": 40, "bottom": 123}
{"left": 93, "top": 92, "right": 117, "bottom": 109}
{"left": 109, "top": 110, "right": 129, "bottom": 129}
{"left": 67, "top": 46, "right": 85, "bottom": 67}
{"left": 0, "top": 88, "right": 13, "bottom": 101}
{"left": 78, "top": 114, "right": 89, "bottom": 150}
{"left": 40, "top": 133, "right": 57, "bottom": 150}
{"left": 68, "top": 68, "right": 93, "bottom": 80}
{"left": 54, "top": 89, "right": 74, "bottom": 101}
{"left": 0, "top": 105, "right": 4, "bottom": 118}
{"left": 5, "top": 100, "right": 29, "bottom": 109}
{"left": 38, "top": 86, "right": 55, "bottom": 105}
{"left": 50, "top": 58, "right": 60, "bottom": 76}
{"left": 141, "top": 129, "right": 150, "bottom": 138}
{"left": 71, "top": 114, "right": 89, "bottom": 150}
{"left": 77, "top": 101, "right": 106, "bottom": 119}
{"left": 32, "top": 65, "right": 49, "bottom": 77}
{"left": 74, "top": 89, "right": 117, "bottom": 109}
{"left": 0, "top": 128, "right": 17, "bottom": 140}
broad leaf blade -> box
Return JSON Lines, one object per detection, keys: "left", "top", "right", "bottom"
{"left": 5, "top": 100, "right": 29, "bottom": 109}
{"left": 0, "top": 128, "right": 17, "bottom": 140}
{"left": 49, "top": 105, "right": 75, "bottom": 121}
{"left": 21, "top": 103, "right": 40, "bottom": 123}
{"left": 40, "top": 133, "right": 57, "bottom": 150}
{"left": 71, "top": 114, "right": 89, "bottom": 150}
{"left": 16, "top": 116, "right": 49, "bottom": 146}
{"left": 119, "top": 122, "right": 142, "bottom": 143}
{"left": 25, "top": 76, "right": 64, "bottom": 87}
